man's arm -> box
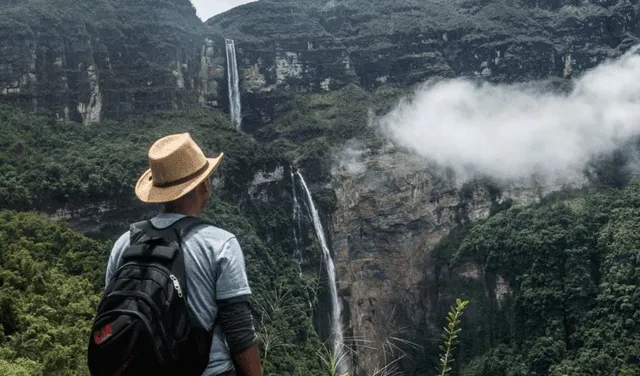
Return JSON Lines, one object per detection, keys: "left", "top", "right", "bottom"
{"left": 215, "top": 237, "right": 262, "bottom": 376}
{"left": 232, "top": 344, "right": 262, "bottom": 376}
{"left": 217, "top": 296, "right": 262, "bottom": 376}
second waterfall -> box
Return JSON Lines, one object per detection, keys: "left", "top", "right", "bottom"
{"left": 295, "top": 171, "right": 349, "bottom": 374}
{"left": 224, "top": 38, "right": 242, "bottom": 131}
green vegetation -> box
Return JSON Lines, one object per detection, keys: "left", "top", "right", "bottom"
{"left": 0, "top": 100, "right": 471, "bottom": 376}
{"left": 0, "top": 105, "right": 256, "bottom": 212}
{"left": 0, "top": 76, "right": 379, "bottom": 212}
{"left": 438, "top": 299, "right": 470, "bottom": 376}
{"left": 0, "top": 210, "right": 326, "bottom": 375}
{"left": 0, "top": 104, "right": 331, "bottom": 375}
{"left": 441, "top": 182, "right": 640, "bottom": 376}
{"left": 0, "top": 210, "right": 107, "bottom": 376}
{"left": 0, "top": 0, "right": 637, "bottom": 374}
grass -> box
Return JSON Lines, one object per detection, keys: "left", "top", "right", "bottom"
{"left": 310, "top": 298, "right": 469, "bottom": 376}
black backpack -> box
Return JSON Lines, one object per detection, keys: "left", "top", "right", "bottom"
{"left": 88, "top": 216, "right": 215, "bottom": 376}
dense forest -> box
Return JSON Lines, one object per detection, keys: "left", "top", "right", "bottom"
{"left": 0, "top": 101, "right": 639, "bottom": 375}
{"left": 444, "top": 184, "right": 640, "bottom": 375}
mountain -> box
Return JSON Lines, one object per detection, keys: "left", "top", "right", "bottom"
{"left": 203, "top": 2, "right": 640, "bottom": 374}
{"left": 0, "top": 0, "right": 639, "bottom": 375}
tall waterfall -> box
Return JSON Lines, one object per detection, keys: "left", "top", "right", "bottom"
{"left": 224, "top": 38, "right": 242, "bottom": 130}
{"left": 296, "top": 172, "right": 347, "bottom": 373}
{"left": 291, "top": 171, "right": 303, "bottom": 277}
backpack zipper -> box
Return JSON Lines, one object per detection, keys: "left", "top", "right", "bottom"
{"left": 169, "top": 274, "right": 183, "bottom": 298}
{"left": 115, "top": 262, "right": 185, "bottom": 301}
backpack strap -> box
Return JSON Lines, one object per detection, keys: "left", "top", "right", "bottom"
{"left": 124, "top": 216, "right": 215, "bottom": 299}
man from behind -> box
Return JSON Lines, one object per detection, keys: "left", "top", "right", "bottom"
{"left": 89, "top": 133, "right": 262, "bottom": 376}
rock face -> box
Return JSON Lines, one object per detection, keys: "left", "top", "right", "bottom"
{"left": 3, "top": 0, "right": 638, "bottom": 129}
{"left": 206, "top": 0, "right": 640, "bottom": 130}
{"left": 328, "top": 144, "right": 586, "bottom": 375}
{"left": 0, "top": 0, "right": 206, "bottom": 123}
{"left": 318, "top": 0, "right": 639, "bottom": 86}
{"left": 204, "top": 2, "right": 359, "bottom": 131}
{"left": 47, "top": 198, "right": 161, "bottom": 239}
{"left": 199, "top": 5, "right": 640, "bottom": 371}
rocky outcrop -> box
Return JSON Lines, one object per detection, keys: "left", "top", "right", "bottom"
{"left": 204, "top": 2, "right": 359, "bottom": 131}
{"left": 0, "top": 0, "right": 206, "bottom": 123}
{"left": 46, "top": 198, "right": 160, "bottom": 239}
{"left": 320, "top": 0, "right": 640, "bottom": 86}
{"left": 327, "top": 143, "right": 585, "bottom": 375}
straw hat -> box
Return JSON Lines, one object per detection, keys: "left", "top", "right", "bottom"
{"left": 134, "top": 133, "right": 223, "bottom": 203}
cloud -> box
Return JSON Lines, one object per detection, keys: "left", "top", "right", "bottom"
{"left": 333, "top": 139, "right": 368, "bottom": 175}
{"left": 378, "top": 46, "right": 640, "bottom": 184}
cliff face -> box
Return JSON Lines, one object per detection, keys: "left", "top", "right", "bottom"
{"left": 327, "top": 143, "right": 589, "bottom": 374}
{"left": 203, "top": 2, "right": 359, "bottom": 131}
{"left": 197, "top": 4, "right": 639, "bottom": 369}
{"left": 318, "top": 0, "right": 639, "bottom": 86}
{"left": 206, "top": 0, "right": 640, "bottom": 131}
{"left": 3, "top": 0, "right": 637, "bottom": 129}
{"left": 0, "top": 0, "right": 205, "bottom": 123}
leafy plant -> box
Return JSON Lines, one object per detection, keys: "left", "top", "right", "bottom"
{"left": 437, "top": 298, "right": 470, "bottom": 376}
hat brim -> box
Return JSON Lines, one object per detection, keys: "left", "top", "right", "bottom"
{"left": 134, "top": 153, "right": 223, "bottom": 204}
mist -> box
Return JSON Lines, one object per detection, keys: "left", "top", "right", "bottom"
{"left": 379, "top": 46, "right": 640, "bottom": 184}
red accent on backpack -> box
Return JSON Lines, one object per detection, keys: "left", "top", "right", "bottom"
{"left": 93, "top": 322, "right": 113, "bottom": 345}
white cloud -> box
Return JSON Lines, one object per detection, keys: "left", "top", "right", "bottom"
{"left": 190, "top": 0, "right": 258, "bottom": 21}
{"left": 378, "top": 46, "right": 640, "bottom": 184}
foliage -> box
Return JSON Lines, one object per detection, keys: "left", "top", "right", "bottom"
{"left": 0, "top": 210, "right": 107, "bottom": 375}
{"left": 0, "top": 103, "right": 334, "bottom": 374}
{"left": 0, "top": 0, "right": 635, "bottom": 374}
{"left": 255, "top": 83, "right": 377, "bottom": 172}
{"left": 0, "top": 105, "right": 266, "bottom": 212}
{"left": 1, "top": 81, "right": 640, "bottom": 376}
{"left": 442, "top": 182, "right": 640, "bottom": 376}
{"left": 0, "top": 201, "right": 330, "bottom": 375}
{"left": 437, "top": 299, "right": 470, "bottom": 376}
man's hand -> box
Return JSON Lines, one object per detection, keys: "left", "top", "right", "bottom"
{"left": 232, "top": 343, "right": 263, "bottom": 376}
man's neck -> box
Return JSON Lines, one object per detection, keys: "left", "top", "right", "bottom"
{"left": 165, "top": 207, "right": 201, "bottom": 217}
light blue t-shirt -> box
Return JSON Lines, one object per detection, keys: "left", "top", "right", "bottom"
{"left": 105, "top": 213, "right": 252, "bottom": 376}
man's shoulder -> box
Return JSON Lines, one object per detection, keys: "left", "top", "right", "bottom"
{"left": 112, "top": 215, "right": 238, "bottom": 253}
{"left": 147, "top": 214, "right": 235, "bottom": 245}
{"left": 112, "top": 229, "right": 131, "bottom": 250}
{"left": 191, "top": 220, "right": 234, "bottom": 237}
{"left": 184, "top": 220, "right": 237, "bottom": 250}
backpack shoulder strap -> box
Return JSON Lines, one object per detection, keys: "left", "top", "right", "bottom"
{"left": 123, "top": 216, "right": 216, "bottom": 298}
{"left": 127, "top": 216, "right": 214, "bottom": 248}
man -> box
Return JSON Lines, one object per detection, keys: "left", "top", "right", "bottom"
{"left": 104, "top": 133, "right": 263, "bottom": 376}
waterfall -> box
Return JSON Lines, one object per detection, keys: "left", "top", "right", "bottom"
{"left": 296, "top": 172, "right": 348, "bottom": 373}
{"left": 225, "top": 38, "right": 242, "bottom": 130}
{"left": 291, "top": 171, "right": 303, "bottom": 277}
